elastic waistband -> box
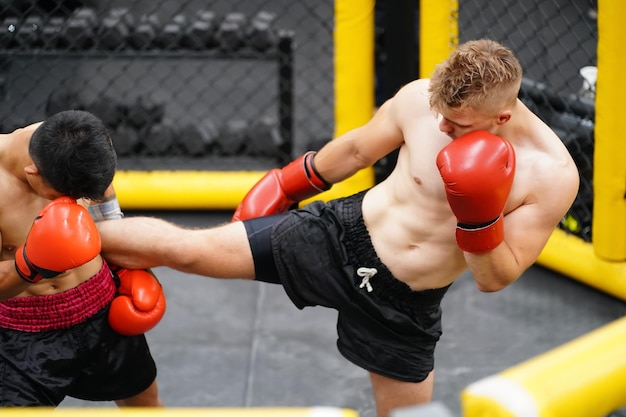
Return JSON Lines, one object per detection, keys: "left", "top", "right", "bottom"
{"left": 337, "top": 190, "right": 451, "bottom": 310}
{"left": 0, "top": 261, "right": 116, "bottom": 332}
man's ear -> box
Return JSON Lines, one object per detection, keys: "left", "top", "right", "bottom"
{"left": 497, "top": 110, "right": 512, "bottom": 125}
{"left": 24, "top": 164, "right": 60, "bottom": 199}
{"left": 24, "top": 164, "right": 39, "bottom": 176}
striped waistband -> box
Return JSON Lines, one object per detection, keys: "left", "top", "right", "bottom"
{"left": 0, "top": 261, "right": 116, "bottom": 332}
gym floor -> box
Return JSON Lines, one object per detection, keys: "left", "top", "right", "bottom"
{"left": 60, "top": 210, "right": 626, "bottom": 416}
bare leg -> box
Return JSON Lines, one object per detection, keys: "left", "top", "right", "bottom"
{"left": 369, "top": 370, "right": 434, "bottom": 417}
{"left": 98, "top": 217, "right": 255, "bottom": 279}
{"left": 114, "top": 380, "right": 163, "bottom": 407}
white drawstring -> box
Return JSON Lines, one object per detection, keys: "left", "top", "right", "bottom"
{"left": 357, "top": 267, "right": 378, "bottom": 292}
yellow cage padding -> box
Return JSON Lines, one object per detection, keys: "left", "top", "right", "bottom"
{"left": 461, "top": 317, "right": 626, "bottom": 417}
{"left": 419, "top": 0, "right": 458, "bottom": 78}
{"left": 592, "top": 0, "right": 626, "bottom": 261}
{"left": 0, "top": 407, "right": 359, "bottom": 417}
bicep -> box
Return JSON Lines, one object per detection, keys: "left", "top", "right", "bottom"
{"left": 316, "top": 100, "right": 404, "bottom": 181}
{"left": 503, "top": 200, "right": 565, "bottom": 270}
{"left": 504, "top": 161, "right": 579, "bottom": 270}
{"left": 357, "top": 98, "right": 407, "bottom": 161}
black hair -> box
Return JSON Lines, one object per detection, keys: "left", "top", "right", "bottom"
{"left": 29, "top": 110, "right": 117, "bottom": 200}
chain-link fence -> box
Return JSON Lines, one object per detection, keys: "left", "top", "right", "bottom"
{"left": 0, "top": 0, "right": 599, "bottom": 240}
{"left": 0, "top": 0, "right": 335, "bottom": 170}
{"left": 458, "top": 0, "right": 597, "bottom": 242}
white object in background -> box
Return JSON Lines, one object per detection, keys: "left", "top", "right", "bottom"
{"left": 579, "top": 65, "right": 597, "bottom": 99}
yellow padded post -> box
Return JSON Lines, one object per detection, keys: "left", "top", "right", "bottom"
{"left": 593, "top": 0, "right": 626, "bottom": 260}
{"left": 319, "top": 0, "right": 376, "bottom": 201}
{"left": 536, "top": 228, "right": 626, "bottom": 301}
{"left": 333, "top": 0, "right": 374, "bottom": 138}
{"left": 461, "top": 316, "right": 626, "bottom": 417}
{"left": 419, "top": 0, "right": 458, "bottom": 78}
{"left": 0, "top": 407, "right": 359, "bottom": 417}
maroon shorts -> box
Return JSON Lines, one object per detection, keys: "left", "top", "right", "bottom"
{"left": 0, "top": 262, "right": 157, "bottom": 406}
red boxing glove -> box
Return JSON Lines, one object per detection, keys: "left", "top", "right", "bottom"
{"left": 15, "top": 197, "right": 101, "bottom": 283}
{"left": 436, "top": 130, "right": 516, "bottom": 254}
{"left": 232, "top": 151, "right": 331, "bottom": 221}
{"left": 108, "top": 268, "right": 167, "bottom": 336}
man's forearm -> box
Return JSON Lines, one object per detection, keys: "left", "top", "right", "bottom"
{"left": 97, "top": 217, "right": 172, "bottom": 270}
{"left": 0, "top": 261, "right": 30, "bottom": 301}
{"left": 464, "top": 243, "right": 523, "bottom": 292}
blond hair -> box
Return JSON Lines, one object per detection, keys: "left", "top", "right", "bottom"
{"left": 428, "top": 39, "right": 522, "bottom": 115}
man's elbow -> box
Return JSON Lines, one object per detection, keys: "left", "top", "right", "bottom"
{"left": 474, "top": 276, "right": 517, "bottom": 293}
{"left": 475, "top": 282, "right": 502, "bottom": 292}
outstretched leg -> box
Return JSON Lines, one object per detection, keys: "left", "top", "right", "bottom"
{"left": 98, "top": 217, "right": 255, "bottom": 280}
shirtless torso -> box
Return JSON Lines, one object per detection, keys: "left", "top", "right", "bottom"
{"left": 360, "top": 79, "right": 579, "bottom": 291}
{"left": 0, "top": 123, "right": 101, "bottom": 300}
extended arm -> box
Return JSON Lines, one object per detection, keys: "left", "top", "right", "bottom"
{"left": 82, "top": 184, "right": 167, "bottom": 336}
{"left": 233, "top": 98, "right": 405, "bottom": 220}
{"left": 305, "top": 99, "right": 406, "bottom": 184}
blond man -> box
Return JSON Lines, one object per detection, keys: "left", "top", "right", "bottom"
{"left": 97, "top": 39, "right": 579, "bottom": 417}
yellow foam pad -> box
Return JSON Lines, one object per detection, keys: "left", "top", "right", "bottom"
{"left": 1, "top": 407, "right": 359, "bottom": 417}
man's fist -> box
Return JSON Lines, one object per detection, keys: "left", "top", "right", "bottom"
{"left": 232, "top": 151, "right": 331, "bottom": 221}
{"left": 108, "top": 267, "right": 166, "bottom": 336}
{"left": 15, "top": 196, "right": 101, "bottom": 283}
{"left": 437, "top": 130, "right": 516, "bottom": 254}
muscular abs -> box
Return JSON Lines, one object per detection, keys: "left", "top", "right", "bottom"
{"left": 362, "top": 166, "right": 467, "bottom": 291}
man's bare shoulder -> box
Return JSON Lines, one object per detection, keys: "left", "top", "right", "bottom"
{"left": 0, "top": 122, "right": 41, "bottom": 143}
{"left": 513, "top": 129, "right": 579, "bottom": 221}
{"left": 513, "top": 107, "right": 578, "bottom": 186}
{"left": 395, "top": 78, "right": 430, "bottom": 100}
{"left": 390, "top": 79, "right": 432, "bottom": 120}
{"left": 15, "top": 121, "right": 43, "bottom": 135}
{"left": 530, "top": 147, "right": 578, "bottom": 191}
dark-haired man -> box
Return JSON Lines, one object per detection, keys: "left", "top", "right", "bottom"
{"left": 0, "top": 110, "right": 164, "bottom": 407}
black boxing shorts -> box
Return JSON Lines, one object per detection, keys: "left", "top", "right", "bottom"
{"left": 0, "top": 261, "right": 157, "bottom": 406}
{"left": 244, "top": 190, "right": 451, "bottom": 383}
